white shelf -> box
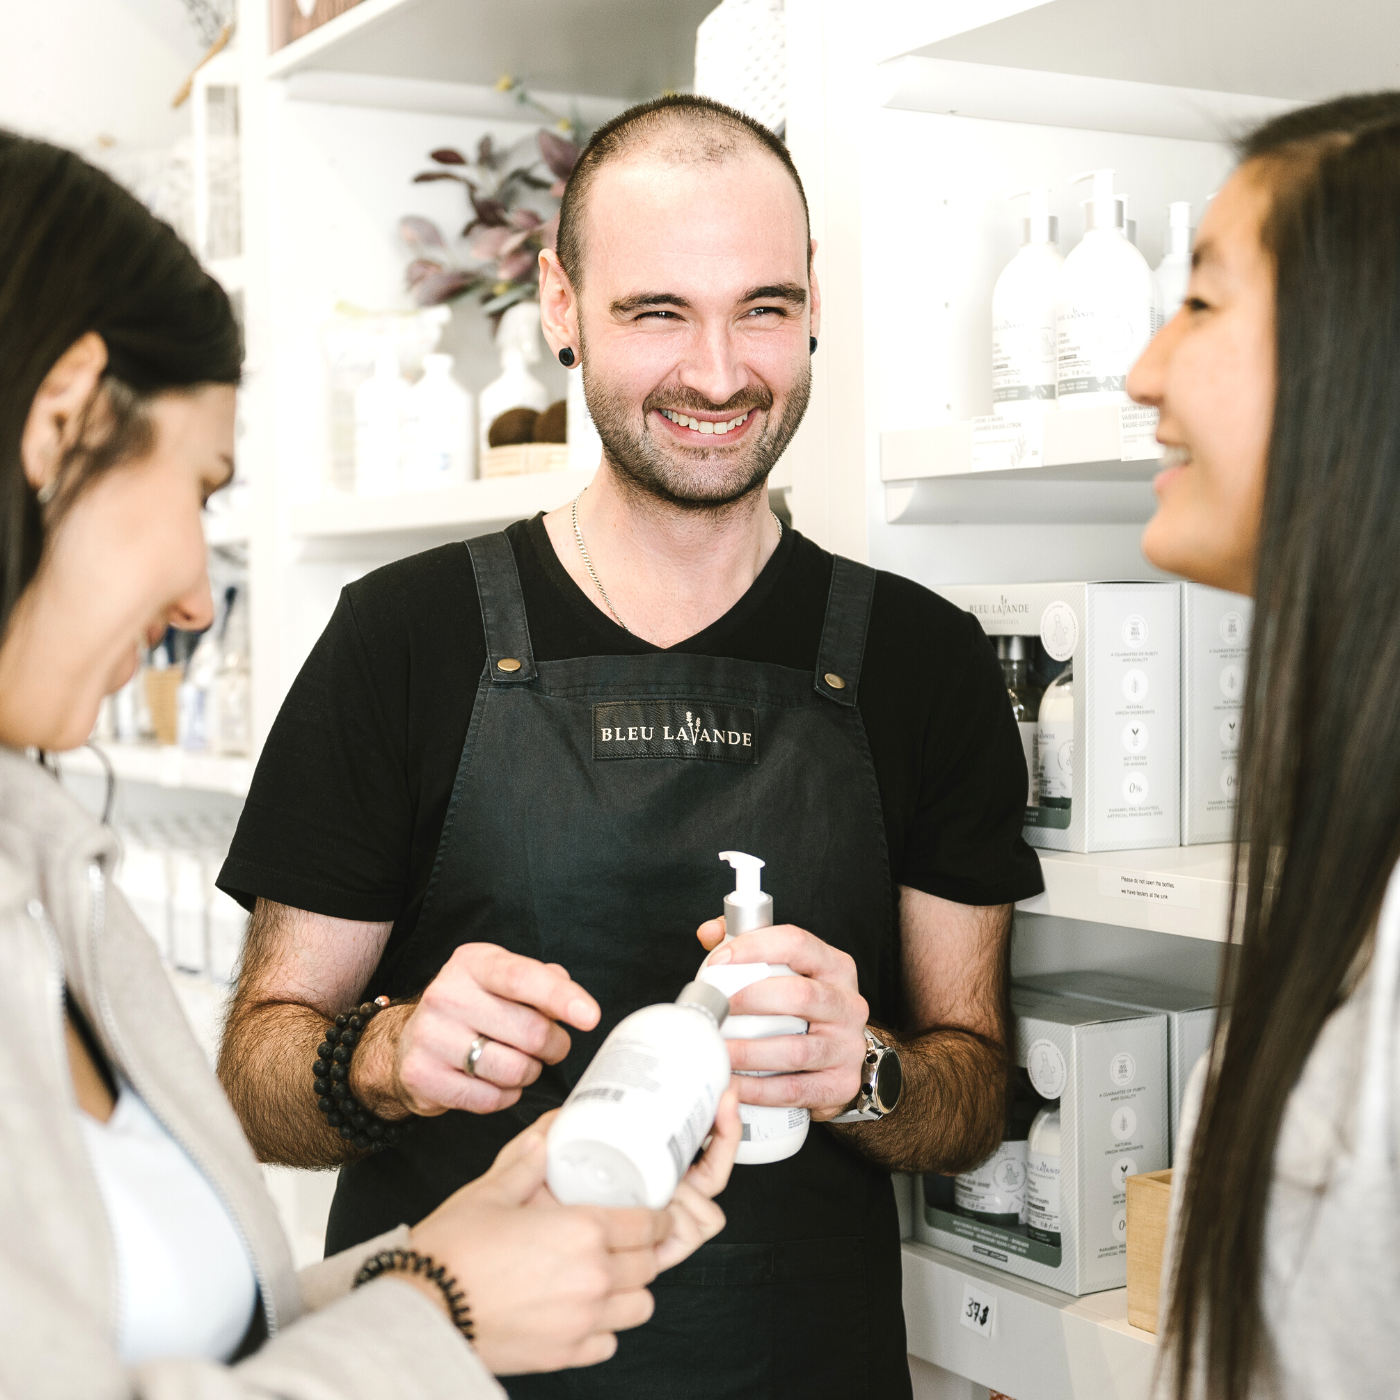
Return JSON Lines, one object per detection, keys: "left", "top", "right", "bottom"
{"left": 59, "top": 743, "right": 253, "bottom": 798}
{"left": 881, "top": 406, "right": 1162, "bottom": 525}
{"left": 287, "top": 469, "right": 595, "bottom": 542}
{"left": 264, "top": 0, "right": 714, "bottom": 102}
{"left": 1020, "top": 844, "right": 1236, "bottom": 941}
{"left": 902, "top": 1240, "right": 1155, "bottom": 1400}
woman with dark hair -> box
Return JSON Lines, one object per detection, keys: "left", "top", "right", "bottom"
{"left": 1128, "top": 93, "right": 1400, "bottom": 1399}
{"left": 0, "top": 130, "right": 738, "bottom": 1398}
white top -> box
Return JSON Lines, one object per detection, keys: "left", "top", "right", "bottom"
{"left": 77, "top": 1082, "right": 259, "bottom": 1365}
{"left": 1162, "top": 859, "right": 1400, "bottom": 1397}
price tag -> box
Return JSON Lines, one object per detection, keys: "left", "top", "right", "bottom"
{"left": 960, "top": 1280, "right": 996, "bottom": 1338}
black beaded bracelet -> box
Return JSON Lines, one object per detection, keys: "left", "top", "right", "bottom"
{"left": 312, "top": 998, "right": 410, "bottom": 1153}
{"left": 353, "top": 1247, "right": 474, "bottom": 1341}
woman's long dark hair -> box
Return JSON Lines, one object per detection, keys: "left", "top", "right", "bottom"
{"left": 1165, "top": 92, "right": 1400, "bottom": 1399}
{"left": 0, "top": 131, "right": 242, "bottom": 640}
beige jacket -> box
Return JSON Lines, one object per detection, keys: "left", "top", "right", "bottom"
{"left": 0, "top": 746, "right": 504, "bottom": 1400}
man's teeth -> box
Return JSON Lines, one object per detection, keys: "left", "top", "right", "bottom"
{"left": 662, "top": 409, "right": 751, "bottom": 435}
{"left": 1161, "top": 445, "right": 1192, "bottom": 468}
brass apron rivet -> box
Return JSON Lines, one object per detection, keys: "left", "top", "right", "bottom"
{"left": 824, "top": 672, "right": 846, "bottom": 690}
{"left": 496, "top": 658, "right": 522, "bottom": 673}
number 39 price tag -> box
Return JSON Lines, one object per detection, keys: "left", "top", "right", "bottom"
{"left": 960, "top": 1280, "right": 996, "bottom": 1338}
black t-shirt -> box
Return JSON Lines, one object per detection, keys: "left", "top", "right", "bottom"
{"left": 219, "top": 517, "right": 1043, "bottom": 976}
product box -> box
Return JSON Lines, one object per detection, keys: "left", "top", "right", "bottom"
{"left": 915, "top": 988, "right": 1169, "bottom": 1296}
{"left": 1018, "top": 971, "right": 1216, "bottom": 1161}
{"left": 1181, "top": 584, "right": 1252, "bottom": 845}
{"left": 938, "top": 582, "right": 1181, "bottom": 852}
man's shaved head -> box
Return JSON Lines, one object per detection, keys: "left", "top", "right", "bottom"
{"left": 556, "top": 94, "right": 811, "bottom": 291}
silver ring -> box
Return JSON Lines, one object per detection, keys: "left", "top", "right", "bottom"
{"left": 464, "top": 1035, "right": 489, "bottom": 1078}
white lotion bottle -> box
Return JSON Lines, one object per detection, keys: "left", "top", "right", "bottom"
{"left": 403, "top": 353, "right": 474, "bottom": 488}
{"left": 547, "top": 981, "right": 731, "bottom": 1210}
{"left": 991, "top": 187, "right": 1064, "bottom": 424}
{"left": 478, "top": 300, "right": 549, "bottom": 460}
{"left": 1025, "top": 1103, "right": 1062, "bottom": 1247}
{"left": 354, "top": 338, "right": 409, "bottom": 496}
{"left": 1036, "top": 663, "right": 1074, "bottom": 812}
{"left": 698, "top": 851, "right": 810, "bottom": 1165}
{"left": 1055, "top": 169, "right": 1156, "bottom": 409}
{"left": 1155, "top": 201, "right": 1193, "bottom": 328}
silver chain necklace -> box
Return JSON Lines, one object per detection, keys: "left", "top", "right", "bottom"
{"left": 570, "top": 491, "right": 782, "bottom": 635}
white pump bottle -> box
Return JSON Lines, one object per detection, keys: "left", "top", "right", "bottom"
{"left": 1054, "top": 169, "right": 1156, "bottom": 409}
{"left": 1154, "top": 202, "right": 1193, "bottom": 328}
{"left": 991, "top": 187, "right": 1063, "bottom": 423}
{"left": 698, "top": 851, "right": 810, "bottom": 1165}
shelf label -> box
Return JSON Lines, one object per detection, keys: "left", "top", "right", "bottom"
{"left": 960, "top": 1280, "right": 997, "bottom": 1338}
{"left": 971, "top": 414, "right": 1044, "bottom": 473}
{"left": 1097, "top": 867, "right": 1201, "bottom": 908}
{"left": 1119, "top": 404, "right": 1163, "bottom": 461}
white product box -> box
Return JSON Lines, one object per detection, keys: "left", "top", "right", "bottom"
{"left": 916, "top": 988, "right": 1169, "bottom": 1296}
{"left": 938, "top": 582, "right": 1181, "bottom": 852}
{"left": 1018, "top": 971, "right": 1216, "bottom": 1163}
{"left": 1181, "top": 584, "right": 1251, "bottom": 845}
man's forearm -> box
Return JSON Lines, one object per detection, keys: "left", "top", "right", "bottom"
{"left": 830, "top": 1022, "right": 1007, "bottom": 1176}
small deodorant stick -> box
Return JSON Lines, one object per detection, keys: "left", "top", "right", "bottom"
{"left": 698, "top": 851, "right": 811, "bottom": 1165}
{"left": 546, "top": 981, "right": 731, "bottom": 1210}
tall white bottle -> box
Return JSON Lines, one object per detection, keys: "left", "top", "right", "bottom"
{"left": 478, "top": 300, "right": 549, "bottom": 459}
{"left": 698, "top": 851, "right": 810, "bottom": 1165}
{"left": 404, "top": 353, "right": 474, "bottom": 488}
{"left": 1055, "top": 169, "right": 1156, "bottom": 409}
{"left": 1036, "top": 662, "right": 1074, "bottom": 813}
{"left": 991, "top": 187, "right": 1064, "bottom": 423}
{"left": 1155, "top": 202, "right": 1194, "bottom": 328}
{"left": 354, "top": 338, "right": 409, "bottom": 496}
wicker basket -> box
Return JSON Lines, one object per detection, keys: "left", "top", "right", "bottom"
{"left": 480, "top": 443, "right": 571, "bottom": 479}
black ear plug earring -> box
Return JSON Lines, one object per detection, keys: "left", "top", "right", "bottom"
{"left": 809, "top": 336, "right": 818, "bottom": 355}
{"left": 558, "top": 347, "right": 576, "bottom": 367}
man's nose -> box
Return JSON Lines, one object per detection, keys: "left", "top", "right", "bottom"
{"left": 676, "top": 320, "right": 750, "bottom": 409}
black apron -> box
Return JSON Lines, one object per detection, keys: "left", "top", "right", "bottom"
{"left": 328, "top": 532, "right": 911, "bottom": 1400}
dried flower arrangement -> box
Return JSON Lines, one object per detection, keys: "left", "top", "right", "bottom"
{"left": 399, "top": 79, "right": 584, "bottom": 321}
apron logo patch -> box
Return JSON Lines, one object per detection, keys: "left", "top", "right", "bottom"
{"left": 592, "top": 702, "right": 758, "bottom": 764}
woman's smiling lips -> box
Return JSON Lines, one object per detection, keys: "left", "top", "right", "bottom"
{"left": 1154, "top": 443, "right": 1192, "bottom": 497}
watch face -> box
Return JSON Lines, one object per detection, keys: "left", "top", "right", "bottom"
{"left": 874, "top": 1049, "right": 903, "bottom": 1114}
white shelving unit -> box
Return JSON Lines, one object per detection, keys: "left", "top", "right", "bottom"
{"left": 902, "top": 1242, "right": 1155, "bottom": 1400}
{"left": 58, "top": 742, "right": 253, "bottom": 798}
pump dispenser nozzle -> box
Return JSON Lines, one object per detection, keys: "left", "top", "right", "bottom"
{"left": 1072, "top": 168, "right": 1118, "bottom": 233}
{"left": 719, "top": 850, "right": 773, "bottom": 937}
{"left": 1008, "top": 186, "right": 1058, "bottom": 246}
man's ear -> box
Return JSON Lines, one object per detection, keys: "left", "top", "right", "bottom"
{"left": 808, "top": 239, "right": 822, "bottom": 343}
{"left": 20, "top": 332, "right": 108, "bottom": 495}
{"left": 537, "top": 249, "right": 580, "bottom": 363}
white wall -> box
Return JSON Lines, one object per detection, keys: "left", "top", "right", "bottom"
{"left": 0, "top": 0, "right": 202, "bottom": 150}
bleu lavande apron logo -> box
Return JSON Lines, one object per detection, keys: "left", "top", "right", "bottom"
{"left": 592, "top": 702, "right": 758, "bottom": 764}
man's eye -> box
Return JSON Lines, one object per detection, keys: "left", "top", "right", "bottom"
{"left": 639, "top": 309, "right": 680, "bottom": 320}
{"left": 746, "top": 306, "right": 783, "bottom": 317}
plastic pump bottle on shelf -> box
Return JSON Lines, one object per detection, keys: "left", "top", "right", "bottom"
{"left": 1055, "top": 169, "right": 1156, "bottom": 409}
{"left": 698, "top": 851, "right": 810, "bottom": 1165}
{"left": 991, "top": 187, "right": 1064, "bottom": 424}
{"left": 546, "top": 981, "right": 731, "bottom": 1210}
{"left": 403, "top": 353, "right": 474, "bottom": 488}
{"left": 1155, "top": 202, "right": 1194, "bottom": 328}
{"left": 354, "top": 339, "right": 410, "bottom": 495}
{"left": 478, "top": 301, "right": 549, "bottom": 460}
{"left": 1036, "top": 662, "right": 1073, "bottom": 812}
{"left": 1025, "top": 1101, "right": 1062, "bottom": 1247}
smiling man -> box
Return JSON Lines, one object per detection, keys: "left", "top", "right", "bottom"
{"left": 217, "top": 97, "right": 1042, "bottom": 1399}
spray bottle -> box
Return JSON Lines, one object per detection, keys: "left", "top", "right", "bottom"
{"left": 546, "top": 980, "right": 731, "bottom": 1210}
{"left": 698, "top": 851, "right": 811, "bottom": 1165}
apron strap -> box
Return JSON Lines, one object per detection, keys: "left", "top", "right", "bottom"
{"left": 815, "top": 556, "right": 876, "bottom": 707}
{"left": 466, "top": 533, "right": 538, "bottom": 683}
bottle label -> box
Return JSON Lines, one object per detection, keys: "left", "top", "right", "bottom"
{"left": 954, "top": 1139, "right": 1028, "bottom": 1219}
{"left": 992, "top": 314, "right": 1057, "bottom": 404}
{"left": 739, "top": 1104, "right": 809, "bottom": 1142}
{"left": 1036, "top": 719, "right": 1074, "bottom": 801}
{"left": 1056, "top": 300, "right": 1152, "bottom": 400}
{"left": 1025, "top": 1149, "right": 1061, "bottom": 1234}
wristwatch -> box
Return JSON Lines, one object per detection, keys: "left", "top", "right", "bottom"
{"left": 831, "top": 1027, "right": 903, "bottom": 1123}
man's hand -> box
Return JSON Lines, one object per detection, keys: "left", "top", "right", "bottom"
{"left": 695, "top": 918, "right": 868, "bottom": 1122}
{"left": 355, "top": 944, "right": 602, "bottom": 1119}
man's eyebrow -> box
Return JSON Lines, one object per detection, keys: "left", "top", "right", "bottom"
{"left": 610, "top": 292, "right": 693, "bottom": 315}
{"left": 740, "top": 282, "right": 807, "bottom": 306}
